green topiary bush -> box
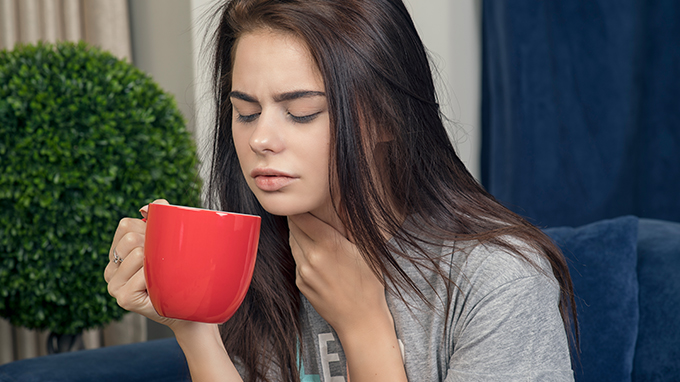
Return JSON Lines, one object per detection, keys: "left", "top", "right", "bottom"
{"left": 0, "top": 41, "right": 202, "bottom": 335}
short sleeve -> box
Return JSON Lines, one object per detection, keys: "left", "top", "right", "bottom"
{"left": 446, "top": 271, "right": 574, "bottom": 381}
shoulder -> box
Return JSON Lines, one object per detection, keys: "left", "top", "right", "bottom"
{"left": 446, "top": 239, "right": 572, "bottom": 379}
{"left": 448, "top": 238, "right": 562, "bottom": 325}
{"left": 390, "top": 222, "right": 560, "bottom": 305}
{"left": 450, "top": 236, "right": 558, "bottom": 299}
{"left": 397, "top": 215, "right": 556, "bottom": 286}
{"left": 388, "top": 232, "right": 573, "bottom": 380}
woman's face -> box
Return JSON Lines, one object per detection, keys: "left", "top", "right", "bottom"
{"left": 231, "top": 30, "right": 332, "bottom": 217}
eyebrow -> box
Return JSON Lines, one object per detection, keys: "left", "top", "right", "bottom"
{"left": 229, "top": 90, "right": 325, "bottom": 103}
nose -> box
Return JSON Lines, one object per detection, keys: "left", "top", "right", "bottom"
{"left": 249, "top": 110, "right": 284, "bottom": 155}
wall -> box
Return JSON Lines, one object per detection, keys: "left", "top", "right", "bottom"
{"left": 404, "top": 0, "right": 482, "bottom": 179}
{"left": 128, "top": 0, "right": 196, "bottom": 133}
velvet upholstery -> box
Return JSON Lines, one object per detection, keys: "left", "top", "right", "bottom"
{"left": 544, "top": 216, "right": 639, "bottom": 382}
{"left": 632, "top": 219, "right": 680, "bottom": 381}
{"left": 0, "top": 338, "right": 189, "bottom": 382}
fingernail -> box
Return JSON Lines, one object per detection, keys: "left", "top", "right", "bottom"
{"left": 139, "top": 205, "right": 149, "bottom": 220}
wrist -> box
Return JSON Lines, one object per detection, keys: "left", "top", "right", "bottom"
{"left": 336, "top": 316, "right": 398, "bottom": 356}
{"left": 335, "top": 310, "right": 407, "bottom": 382}
{"left": 171, "top": 322, "right": 224, "bottom": 358}
{"left": 172, "top": 322, "right": 243, "bottom": 381}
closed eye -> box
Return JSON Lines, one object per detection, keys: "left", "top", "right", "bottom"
{"left": 236, "top": 112, "right": 260, "bottom": 123}
{"left": 289, "top": 111, "right": 322, "bottom": 124}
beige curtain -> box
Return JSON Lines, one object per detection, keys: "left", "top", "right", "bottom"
{"left": 0, "top": 0, "right": 146, "bottom": 365}
{"left": 0, "top": 0, "right": 131, "bottom": 59}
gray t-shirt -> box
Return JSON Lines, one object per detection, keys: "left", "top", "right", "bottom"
{"left": 298, "top": 235, "right": 574, "bottom": 381}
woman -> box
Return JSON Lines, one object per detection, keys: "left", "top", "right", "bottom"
{"left": 105, "top": 0, "right": 577, "bottom": 381}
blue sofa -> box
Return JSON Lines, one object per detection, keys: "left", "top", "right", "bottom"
{"left": 1, "top": 216, "right": 678, "bottom": 382}
{"left": 547, "top": 217, "right": 680, "bottom": 382}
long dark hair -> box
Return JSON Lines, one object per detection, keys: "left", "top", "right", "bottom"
{"left": 208, "top": 0, "right": 578, "bottom": 381}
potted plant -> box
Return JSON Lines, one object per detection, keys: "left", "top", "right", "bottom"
{"left": 0, "top": 41, "right": 202, "bottom": 352}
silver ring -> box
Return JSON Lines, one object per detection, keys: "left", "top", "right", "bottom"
{"left": 113, "top": 250, "right": 123, "bottom": 265}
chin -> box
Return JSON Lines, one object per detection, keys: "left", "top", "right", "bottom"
{"left": 262, "top": 207, "right": 304, "bottom": 217}
{"left": 249, "top": 187, "right": 332, "bottom": 218}
{"left": 257, "top": 199, "right": 316, "bottom": 217}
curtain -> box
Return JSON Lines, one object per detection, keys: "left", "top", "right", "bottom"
{"left": 0, "top": 0, "right": 146, "bottom": 365}
{"left": 0, "top": 0, "right": 131, "bottom": 59}
{"left": 481, "top": 0, "right": 680, "bottom": 228}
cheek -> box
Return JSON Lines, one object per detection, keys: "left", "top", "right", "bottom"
{"left": 232, "top": 129, "right": 254, "bottom": 186}
{"left": 232, "top": 127, "right": 249, "bottom": 160}
{"left": 307, "top": 138, "right": 332, "bottom": 196}
{"left": 300, "top": 129, "right": 330, "bottom": 176}
{"left": 313, "top": 147, "right": 330, "bottom": 181}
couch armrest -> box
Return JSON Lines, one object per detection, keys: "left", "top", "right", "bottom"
{"left": 0, "top": 338, "right": 190, "bottom": 382}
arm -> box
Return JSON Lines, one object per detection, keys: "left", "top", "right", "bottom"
{"left": 335, "top": 313, "right": 406, "bottom": 382}
{"left": 104, "top": 199, "right": 243, "bottom": 382}
{"left": 446, "top": 258, "right": 573, "bottom": 381}
{"left": 172, "top": 323, "right": 243, "bottom": 381}
{"left": 288, "top": 213, "right": 407, "bottom": 382}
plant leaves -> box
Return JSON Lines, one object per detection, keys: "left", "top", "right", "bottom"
{"left": 0, "top": 41, "right": 202, "bottom": 335}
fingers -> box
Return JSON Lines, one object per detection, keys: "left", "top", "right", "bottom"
{"left": 105, "top": 202, "right": 154, "bottom": 294}
{"left": 106, "top": 245, "right": 153, "bottom": 315}
{"left": 110, "top": 199, "right": 167, "bottom": 255}
{"left": 104, "top": 219, "right": 145, "bottom": 283}
{"left": 140, "top": 199, "right": 169, "bottom": 220}
{"left": 103, "top": 200, "right": 172, "bottom": 322}
{"left": 288, "top": 213, "right": 360, "bottom": 293}
{"left": 287, "top": 215, "right": 312, "bottom": 247}
{"left": 288, "top": 217, "right": 308, "bottom": 270}
{"left": 111, "top": 266, "right": 148, "bottom": 311}
{"left": 288, "top": 216, "right": 321, "bottom": 294}
{"left": 111, "top": 229, "right": 145, "bottom": 261}
{"left": 107, "top": 246, "right": 145, "bottom": 291}
{"left": 288, "top": 212, "right": 346, "bottom": 245}
{"left": 287, "top": 214, "right": 390, "bottom": 335}
{"left": 109, "top": 218, "right": 146, "bottom": 261}
{"left": 103, "top": 261, "right": 118, "bottom": 284}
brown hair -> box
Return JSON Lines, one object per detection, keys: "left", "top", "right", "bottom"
{"left": 208, "top": 0, "right": 578, "bottom": 381}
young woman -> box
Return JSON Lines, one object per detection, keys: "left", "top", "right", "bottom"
{"left": 105, "top": 0, "right": 577, "bottom": 381}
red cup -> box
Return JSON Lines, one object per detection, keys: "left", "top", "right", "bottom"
{"left": 143, "top": 203, "right": 260, "bottom": 323}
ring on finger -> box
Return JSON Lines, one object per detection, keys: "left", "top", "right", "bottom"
{"left": 113, "top": 250, "right": 124, "bottom": 265}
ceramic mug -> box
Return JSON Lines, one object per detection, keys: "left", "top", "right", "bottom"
{"left": 143, "top": 203, "right": 260, "bottom": 323}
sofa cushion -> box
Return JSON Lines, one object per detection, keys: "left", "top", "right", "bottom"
{"left": 633, "top": 218, "right": 680, "bottom": 381}
{"left": 544, "top": 215, "right": 639, "bottom": 382}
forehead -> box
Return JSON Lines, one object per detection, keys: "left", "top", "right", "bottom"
{"left": 231, "top": 30, "right": 323, "bottom": 90}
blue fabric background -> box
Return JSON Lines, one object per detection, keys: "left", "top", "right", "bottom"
{"left": 545, "top": 216, "right": 639, "bottom": 382}
{"left": 481, "top": 0, "right": 680, "bottom": 227}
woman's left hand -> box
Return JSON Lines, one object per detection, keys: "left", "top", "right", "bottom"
{"left": 287, "top": 212, "right": 391, "bottom": 337}
{"left": 288, "top": 213, "right": 408, "bottom": 381}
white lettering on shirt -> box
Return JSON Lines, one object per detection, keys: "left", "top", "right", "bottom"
{"left": 318, "top": 333, "right": 345, "bottom": 382}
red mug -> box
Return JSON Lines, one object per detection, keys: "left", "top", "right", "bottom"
{"left": 143, "top": 203, "right": 260, "bottom": 323}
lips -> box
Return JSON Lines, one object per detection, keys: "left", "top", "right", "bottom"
{"left": 250, "top": 168, "right": 298, "bottom": 192}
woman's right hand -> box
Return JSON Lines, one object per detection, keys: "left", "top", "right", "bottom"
{"left": 103, "top": 199, "right": 187, "bottom": 331}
